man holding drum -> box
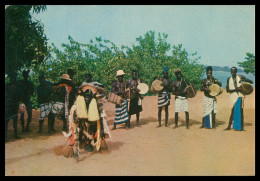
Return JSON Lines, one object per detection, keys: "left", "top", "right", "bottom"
{"left": 200, "top": 66, "right": 222, "bottom": 129}
{"left": 127, "top": 70, "right": 143, "bottom": 127}
{"left": 111, "top": 70, "right": 129, "bottom": 130}
{"left": 172, "top": 69, "right": 190, "bottom": 129}
{"left": 225, "top": 67, "right": 253, "bottom": 131}
{"left": 157, "top": 66, "right": 173, "bottom": 127}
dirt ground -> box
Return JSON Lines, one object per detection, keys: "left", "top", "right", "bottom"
{"left": 5, "top": 90, "right": 255, "bottom": 176}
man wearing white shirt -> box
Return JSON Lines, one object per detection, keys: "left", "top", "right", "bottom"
{"left": 225, "top": 67, "right": 253, "bottom": 131}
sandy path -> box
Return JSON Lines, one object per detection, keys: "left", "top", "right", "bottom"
{"left": 5, "top": 90, "right": 255, "bottom": 176}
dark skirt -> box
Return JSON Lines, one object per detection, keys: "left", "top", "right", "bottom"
{"left": 129, "top": 96, "right": 142, "bottom": 115}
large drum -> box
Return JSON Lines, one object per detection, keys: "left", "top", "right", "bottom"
{"left": 184, "top": 84, "right": 197, "bottom": 98}
{"left": 209, "top": 84, "right": 223, "bottom": 97}
{"left": 108, "top": 92, "right": 123, "bottom": 106}
{"left": 240, "top": 82, "right": 253, "bottom": 95}
{"left": 151, "top": 80, "right": 163, "bottom": 94}
{"left": 137, "top": 83, "right": 149, "bottom": 95}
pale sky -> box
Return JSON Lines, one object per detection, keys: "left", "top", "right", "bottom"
{"left": 33, "top": 5, "right": 255, "bottom": 67}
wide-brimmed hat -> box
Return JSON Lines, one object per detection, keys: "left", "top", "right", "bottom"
{"left": 116, "top": 70, "right": 126, "bottom": 77}
{"left": 61, "top": 74, "right": 71, "bottom": 80}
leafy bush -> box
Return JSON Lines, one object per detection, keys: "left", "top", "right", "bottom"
{"left": 238, "top": 53, "right": 255, "bottom": 76}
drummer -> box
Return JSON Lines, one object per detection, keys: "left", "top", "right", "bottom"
{"left": 157, "top": 66, "right": 173, "bottom": 127}
{"left": 111, "top": 70, "right": 129, "bottom": 130}
{"left": 224, "top": 67, "right": 253, "bottom": 131}
{"left": 200, "top": 66, "right": 222, "bottom": 129}
{"left": 172, "top": 69, "right": 190, "bottom": 129}
{"left": 127, "top": 70, "right": 143, "bottom": 127}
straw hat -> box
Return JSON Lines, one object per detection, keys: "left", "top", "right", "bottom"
{"left": 61, "top": 74, "right": 71, "bottom": 80}
{"left": 116, "top": 70, "right": 126, "bottom": 77}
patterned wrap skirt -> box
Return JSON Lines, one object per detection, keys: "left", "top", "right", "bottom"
{"left": 158, "top": 91, "right": 171, "bottom": 108}
{"left": 114, "top": 100, "right": 129, "bottom": 125}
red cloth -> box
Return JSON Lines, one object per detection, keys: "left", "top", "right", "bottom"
{"left": 59, "top": 84, "right": 72, "bottom": 94}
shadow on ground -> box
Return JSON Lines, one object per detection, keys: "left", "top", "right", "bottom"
{"left": 6, "top": 118, "right": 67, "bottom": 143}
{"left": 75, "top": 141, "right": 124, "bottom": 162}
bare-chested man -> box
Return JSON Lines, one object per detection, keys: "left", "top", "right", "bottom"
{"left": 111, "top": 70, "right": 129, "bottom": 130}
{"left": 172, "top": 69, "right": 190, "bottom": 129}
{"left": 127, "top": 70, "right": 143, "bottom": 127}
{"left": 200, "top": 66, "right": 222, "bottom": 129}
{"left": 157, "top": 66, "right": 173, "bottom": 127}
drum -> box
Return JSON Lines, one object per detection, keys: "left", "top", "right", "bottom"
{"left": 137, "top": 83, "right": 149, "bottom": 95}
{"left": 151, "top": 80, "right": 163, "bottom": 94}
{"left": 218, "top": 88, "right": 224, "bottom": 96}
{"left": 184, "top": 84, "right": 197, "bottom": 98}
{"left": 240, "top": 82, "right": 253, "bottom": 95}
{"left": 209, "top": 84, "right": 222, "bottom": 97}
{"left": 108, "top": 92, "right": 123, "bottom": 106}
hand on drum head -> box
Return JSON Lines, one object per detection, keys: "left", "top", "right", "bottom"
{"left": 205, "top": 87, "right": 210, "bottom": 93}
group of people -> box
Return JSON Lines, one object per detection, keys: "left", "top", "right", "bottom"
{"left": 5, "top": 69, "right": 77, "bottom": 142}
{"left": 5, "top": 70, "right": 34, "bottom": 141}
{"left": 5, "top": 65, "right": 253, "bottom": 143}
{"left": 109, "top": 66, "right": 253, "bottom": 132}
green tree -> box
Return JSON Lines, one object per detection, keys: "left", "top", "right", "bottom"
{"left": 34, "top": 31, "right": 204, "bottom": 109}
{"left": 5, "top": 5, "right": 48, "bottom": 76}
{"left": 126, "top": 31, "right": 204, "bottom": 93}
{"left": 238, "top": 52, "right": 255, "bottom": 76}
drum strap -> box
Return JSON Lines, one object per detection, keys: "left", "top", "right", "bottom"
{"left": 183, "top": 79, "right": 196, "bottom": 95}
{"left": 124, "top": 81, "right": 131, "bottom": 100}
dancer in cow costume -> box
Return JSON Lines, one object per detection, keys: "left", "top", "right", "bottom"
{"left": 62, "top": 73, "right": 111, "bottom": 161}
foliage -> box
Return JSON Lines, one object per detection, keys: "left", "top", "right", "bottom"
{"left": 238, "top": 53, "right": 255, "bottom": 76}
{"left": 34, "top": 31, "right": 204, "bottom": 103}
{"left": 5, "top": 5, "right": 48, "bottom": 76}
{"left": 125, "top": 31, "right": 204, "bottom": 91}
{"left": 11, "top": 30, "right": 205, "bottom": 109}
